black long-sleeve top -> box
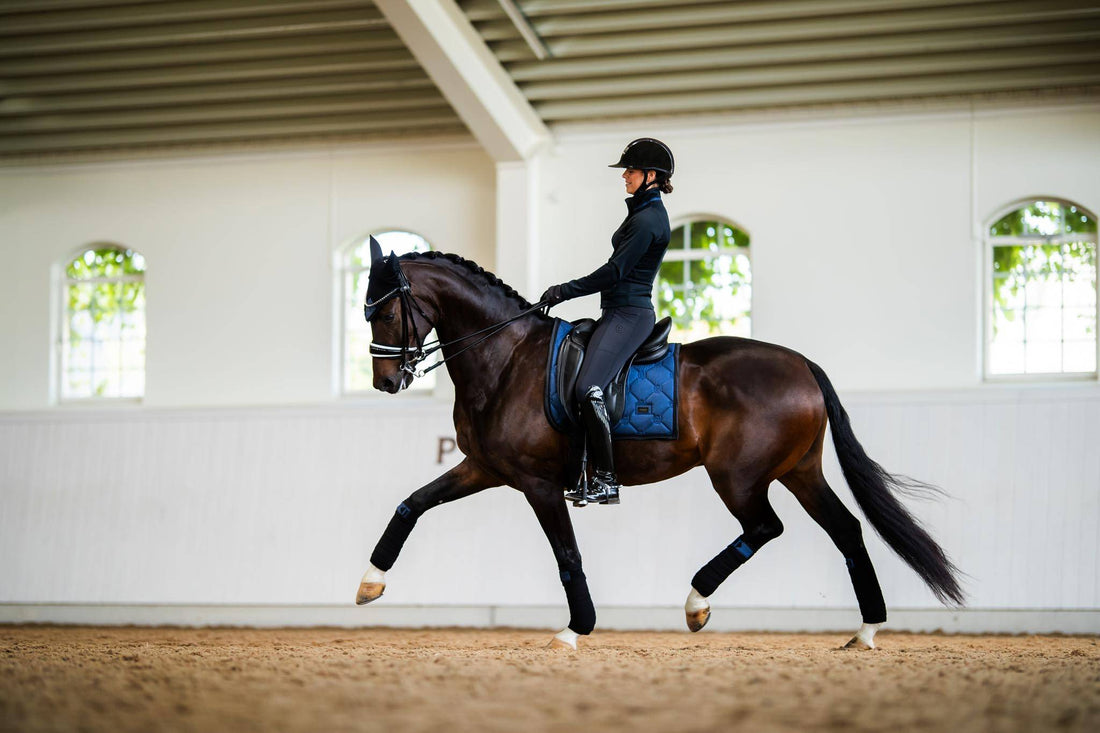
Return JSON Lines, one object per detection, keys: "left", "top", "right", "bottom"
{"left": 560, "top": 189, "right": 671, "bottom": 309}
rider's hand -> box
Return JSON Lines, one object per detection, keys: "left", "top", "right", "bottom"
{"left": 540, "top": 284, "right": 567, "bottom": 307}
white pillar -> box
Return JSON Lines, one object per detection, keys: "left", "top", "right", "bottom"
{"left": 495, "top": 156, "right": 542, "bottom": 299}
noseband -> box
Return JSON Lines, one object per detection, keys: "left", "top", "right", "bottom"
{"left": 365, "top": 258, "right": 547, "bottom": 380}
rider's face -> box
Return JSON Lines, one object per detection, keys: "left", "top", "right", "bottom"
{"left": 622, "top": 168, "right": 650, "bottom": 194}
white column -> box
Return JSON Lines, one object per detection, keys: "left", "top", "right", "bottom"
{"left": 495, "top": 156, "right": 542, "bottom": 299}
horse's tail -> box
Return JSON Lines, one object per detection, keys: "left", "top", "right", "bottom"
{"left": 805, "top": 359, "right": 964, "bottom": 606}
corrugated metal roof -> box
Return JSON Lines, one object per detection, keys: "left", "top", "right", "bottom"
{"left": 0, "top": 0, "right": 470, "bottom": 161}
{"left": 460, "top": 0, "right": 1100, "bottom": 123}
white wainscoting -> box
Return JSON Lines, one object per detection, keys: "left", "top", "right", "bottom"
{"left": 1, "top": 386, "right": 1098, "bottom": 633}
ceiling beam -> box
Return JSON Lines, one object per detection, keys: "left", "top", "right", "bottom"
{"left": 375, "top": 0, "right": 548, "bottom": 161}
{"left": 494, "top": 0, "right": 550, "bottom": 60}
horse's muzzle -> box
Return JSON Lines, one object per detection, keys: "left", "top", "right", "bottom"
{"left": 377, "top": 374, "right": 403, "bottom": 393}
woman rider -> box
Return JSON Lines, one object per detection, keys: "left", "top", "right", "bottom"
{"left": 540, "top": 138, "right": 674, "bottom": 506}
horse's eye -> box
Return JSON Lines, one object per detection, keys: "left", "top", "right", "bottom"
{"left": 383, "top": 313, "right": 396, "bottom": 323}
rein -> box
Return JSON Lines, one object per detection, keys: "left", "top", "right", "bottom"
{"left": 366, "top": 278, "right": 548, "bottom": 380}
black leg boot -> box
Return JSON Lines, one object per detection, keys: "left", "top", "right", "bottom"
{"left": 578, "top": 386, "right": 620, "bottom": 505}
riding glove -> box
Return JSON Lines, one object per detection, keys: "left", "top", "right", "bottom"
{"left": 540, "top": 284, "right": 567, "bottom": 307}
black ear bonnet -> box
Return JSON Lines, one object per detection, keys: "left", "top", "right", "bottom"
{"left": 363, "top": 235, "right": 408, "bottom": 322}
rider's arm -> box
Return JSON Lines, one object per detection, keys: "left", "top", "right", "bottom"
{"left": 559, "top": 216, "right": 654, "bottom": 300}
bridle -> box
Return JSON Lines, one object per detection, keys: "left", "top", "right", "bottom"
{"left": 364, "top": 258, "right": 547, "bottom": 381}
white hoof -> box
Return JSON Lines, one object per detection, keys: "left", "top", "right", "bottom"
{"left": 356, "top": 564, "right": 386, "bottom": 606}
{"left": 685, "top": 587, "right": 711, "bottom": 632}
{"left": 548, "top": 627, "right": 579, "bottom": 651}
{"left": 843, "top": 622, "right": 883, "bottom": 650}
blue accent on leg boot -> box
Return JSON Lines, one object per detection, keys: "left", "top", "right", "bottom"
{"left": 691, "top": 535, "right": 756, "bottom": 598}
{"left": 369, "top": 501, "right": 423, "bottom": 571}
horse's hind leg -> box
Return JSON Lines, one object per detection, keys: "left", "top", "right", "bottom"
{"left": 686, "top": 473, "right": 784, "bottom": 632}
{"left": 779, "top": 460, "right": 887, "bottom": 650}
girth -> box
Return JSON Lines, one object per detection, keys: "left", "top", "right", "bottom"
{"left": 555, "top": 316, "right": 672, "bottom": 428}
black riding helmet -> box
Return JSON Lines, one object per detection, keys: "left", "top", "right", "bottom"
{"left": 608, "top": 138, "right": 674, "bottom": 195}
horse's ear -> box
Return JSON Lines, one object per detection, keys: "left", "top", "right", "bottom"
{"left": 388, "top": 250, "right": 410, "bottom": 288}
{"left": 369, "top": 235, "right": 383, "bottom": 263}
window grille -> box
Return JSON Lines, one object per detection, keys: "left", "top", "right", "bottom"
{"left": 985, "top": 200, "right": 1097, "bottom": 378}
{"left": 340, "top": 230, "right": 436, "bottom": 395}
{"left": 59, "top": 245, "right": 146, "bottom": 400}
{"left": 657, "top": 218, "right": 751, "bottom": 342}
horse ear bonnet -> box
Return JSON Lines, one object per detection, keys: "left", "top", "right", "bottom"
{"left": 364, "top": 236, "right": 403, "bottom": 321}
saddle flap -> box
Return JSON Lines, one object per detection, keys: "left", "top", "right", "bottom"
{"left": 554, "top": 319, "right": 596, "bottom": 428}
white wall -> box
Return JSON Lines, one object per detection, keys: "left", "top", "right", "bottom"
{"left": 1, "top": 103, "right": 1099, "bottom": 631}
{"left": 0, "top": 140, "right": 496, "bottom": 410}
{"left": 1, "top": 388, "right": 1097, "bottom": 615}
{"left": 540, "top": 104, "right": 1100, "bottom": 390}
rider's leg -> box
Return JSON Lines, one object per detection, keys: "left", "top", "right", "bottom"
{"left": 570, "top": 306, "right": 655, "bottom": 503}
{"left": 357, "top": 459, "right": 499, "bottom": 605}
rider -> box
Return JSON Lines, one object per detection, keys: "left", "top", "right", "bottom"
{"left": 540, "top": 138, "right": 674, "bottom": 505}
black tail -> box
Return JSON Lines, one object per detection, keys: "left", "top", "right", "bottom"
{"left": 805, "top": 360, "right": 965, "bottom": 606}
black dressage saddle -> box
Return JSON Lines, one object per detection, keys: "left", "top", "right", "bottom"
{"left": 556, "top": 315, "right": 672, "bottom": 428}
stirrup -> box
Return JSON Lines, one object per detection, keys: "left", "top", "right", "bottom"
{"left": 591, "top": 471, "right": 621, "bottom": 505}
{"left": 565, "top": 472, "right": 621, "bottom": 507}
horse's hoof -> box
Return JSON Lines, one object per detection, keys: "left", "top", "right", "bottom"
{"left": 355, "top": 582, "right": 385, "bottom": 605}
{"left": 686, "top": 607, "right": 710, "bottom": 632}
{"left": 548, "top": 628, "right": 579, "bottom": 651}
{"left": 841, "top": 622, "right": 882, "bottom": 650}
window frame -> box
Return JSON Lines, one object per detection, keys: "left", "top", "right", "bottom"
{"left": 982, "top": 197, "right": 1099, "bottom": 383}
{"left": 55, "top": 242, "right": 146, "bottom": 405}
{"left": 336, "top": 229, "right": 437, "bottom": 398}
{"left": 659, "top": 215, "right": 753, "bottom": 340}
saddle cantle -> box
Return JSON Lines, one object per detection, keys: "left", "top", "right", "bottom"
{"left": 545, "top": 316, "right": 679, "bottom": 440}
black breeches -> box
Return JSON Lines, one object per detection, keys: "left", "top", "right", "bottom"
{"left": 573, "top": 305, "right": 656, "bottom": 404}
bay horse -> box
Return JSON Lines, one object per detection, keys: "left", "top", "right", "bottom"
{"left": 355, "top": 247, "right": 963, "bottom": 650}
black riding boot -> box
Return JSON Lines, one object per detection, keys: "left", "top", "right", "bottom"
{"left": 577, "top": 386, "right": 620, "bottom": 505}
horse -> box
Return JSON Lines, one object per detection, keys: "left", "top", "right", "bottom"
{"left": 354, "top": 245, "right": 963, "bottom": 650}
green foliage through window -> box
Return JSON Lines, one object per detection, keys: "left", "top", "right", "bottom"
{"left": 657, "top": 220, "right": 751, "bottom": 341}
{"left": 987, "top": 201, "right": 1097, "bottom": 376}
{"left": 62, "top": 246, "right": 146, "bottom": 399}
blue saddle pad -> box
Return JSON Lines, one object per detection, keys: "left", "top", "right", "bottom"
{"left": 545, "top": 319, "right": 679, "bottom": 440}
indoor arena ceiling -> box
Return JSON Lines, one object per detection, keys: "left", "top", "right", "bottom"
{"left": 463, "top": 0, "right": 1100, "bottom": 123}
{"left": 0, "top": 0, "right": 469, "bottom": 160}
{"left": 2, "top": 0, "right": 1100, "bottom": 161}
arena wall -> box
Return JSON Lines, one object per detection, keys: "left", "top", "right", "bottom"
{"left": 1, "top": 102, "right": 1098, "bottom": 632}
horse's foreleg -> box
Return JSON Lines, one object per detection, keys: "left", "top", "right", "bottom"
{"left": 687, "top": 476, "right": 784, "bottom": 632}
{"left": 356, "top": 459, "right": 499, "bottom": 605}
{"left": 523, "top": 484, "right": 594, "bottom": 650}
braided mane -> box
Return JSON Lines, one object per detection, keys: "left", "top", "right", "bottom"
{"left": 398, "top": 250, "right": 534, "bottom": 309}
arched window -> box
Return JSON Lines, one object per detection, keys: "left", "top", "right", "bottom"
{"left": 657, "top": 218, "right": 751, "bottom": 342}
{"left": 340, "top": 230, "right": 436, "bottom": 394}
{"left": 986, "top": 199, "right": 1097, "bottom": 378}
{"left": 58, "top": 244, "right": 146, "bottom": 400}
